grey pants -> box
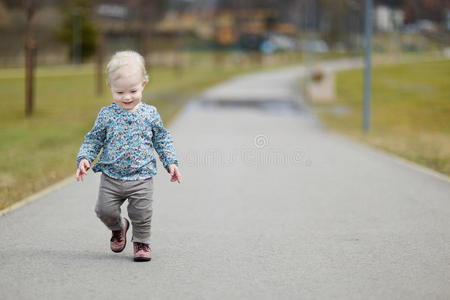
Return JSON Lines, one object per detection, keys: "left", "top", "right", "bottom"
{"left": 95, "top": 173, "right": 153, "bottom": 244}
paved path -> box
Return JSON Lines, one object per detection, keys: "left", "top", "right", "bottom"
{"left": 1, "top": 61, "right": 449, "bottom": 299}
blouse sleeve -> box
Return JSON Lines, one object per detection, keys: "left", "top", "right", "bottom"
{"left": 76, "top": 108, "right": 107, "bottom": 167}
{"left": 151, "top": 108, "right": 179, "bottom": 170}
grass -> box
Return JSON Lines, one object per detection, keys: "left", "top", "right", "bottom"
{"left": 312, "top": 59, "right": 450, "bottom": 176}
{"left": 0, "top": 51, "right": 304, "bottom": 211}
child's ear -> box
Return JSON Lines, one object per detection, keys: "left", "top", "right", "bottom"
{"left": 141, "top": 80, "right": 146, "bottom": 88}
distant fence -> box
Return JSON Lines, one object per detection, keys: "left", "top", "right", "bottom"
{"left": 0, "top": 52, "right": 67, "bottom": 68}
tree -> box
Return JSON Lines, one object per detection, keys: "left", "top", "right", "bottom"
{"left": 57, "top": 0, "right": 97, "bottom": 62}
{"left": 24, "top": 0, "right": 41, "bottom": 117}
{"left": 403, "top": 0, "right": 449, "bottom": 24}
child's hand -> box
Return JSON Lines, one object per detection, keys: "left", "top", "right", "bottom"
{"left": 167, "top": 164, "right": 182, "bottom": 184}
{"left": 76, "top": 159, "right": 91, "bottom": 182}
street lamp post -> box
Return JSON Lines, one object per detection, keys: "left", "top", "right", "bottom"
{"left": 363, "top": 0, "right": 373, "bottom": 132}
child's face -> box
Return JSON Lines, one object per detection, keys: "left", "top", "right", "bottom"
{"left": 109, "top": 70, "right": 146, "bottom": 111}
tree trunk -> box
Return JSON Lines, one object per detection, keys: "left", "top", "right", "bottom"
{"left": 25, "top": 6, "right": 36, "bottom": 117}
{"left": 96, "top": 30, "right": 104, "bottom": 95}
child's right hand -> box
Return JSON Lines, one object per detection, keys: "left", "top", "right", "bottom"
{"left": 76, "top": 159, "right": 91, "bottom": 182}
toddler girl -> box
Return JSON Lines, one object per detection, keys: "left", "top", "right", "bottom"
{"left": 75, "top": 50, "right": 181, "bottom": 262}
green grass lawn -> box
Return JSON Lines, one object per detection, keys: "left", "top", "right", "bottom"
{"left": 0, "top": 52, "right": 303, "bottom": 211}
{"left": 313, "top": 59, "right": 450, "bottom": 176}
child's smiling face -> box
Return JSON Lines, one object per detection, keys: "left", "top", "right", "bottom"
{"left": 109, "top": 69, "right": 146, "bottom": 111}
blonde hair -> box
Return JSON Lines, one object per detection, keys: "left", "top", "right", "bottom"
{"left": 106, "top": 50, "right": 149, "bottom": 84}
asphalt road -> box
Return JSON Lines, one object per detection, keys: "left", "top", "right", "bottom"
{"left": 1, "top": 62, "right": 449, "bottom": 299}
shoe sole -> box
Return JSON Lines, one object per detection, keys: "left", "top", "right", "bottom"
{"left": 134, "top": 257, "right": 151, "bottom": 262}
{"left": 111, "top": 218, "right": 130, "bottom": 253}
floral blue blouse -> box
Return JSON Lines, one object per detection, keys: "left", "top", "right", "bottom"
{"left": 76, "top": 102, "right": 178, "bottom": 181}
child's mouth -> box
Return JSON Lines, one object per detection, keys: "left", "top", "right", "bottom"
{"left": 123, "top": 101, "right": 133, "bottom": 105}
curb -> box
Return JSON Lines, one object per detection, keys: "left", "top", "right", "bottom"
{"left": 374, "top": 147, "right": 450, "bottom": 184}
{"left": 0, "top": 175, "right": 75, "bottom": 217}
{"left": 329, "top": 130, "right": 450, "bottom": 184}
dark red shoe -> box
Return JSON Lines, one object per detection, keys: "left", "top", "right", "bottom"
{"left": 110, "top": 218, "right": 129, "bottom": 253}
{"left": 133, "top": 242, "right": 151, "bottom": 262}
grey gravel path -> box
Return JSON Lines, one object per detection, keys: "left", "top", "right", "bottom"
{"left": 1, "top": 61, "right": 449, "bottom": 300}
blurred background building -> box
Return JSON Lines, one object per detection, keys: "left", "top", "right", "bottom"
{"left": 0, "top": 0, "right": 448, "bottom": 66}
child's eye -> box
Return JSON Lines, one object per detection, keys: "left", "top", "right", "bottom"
{"left": 117, "top": 92, "right": 123, "bottom": 94}
{"left": 131, "top": 90, "right": 137, "bottom": 93}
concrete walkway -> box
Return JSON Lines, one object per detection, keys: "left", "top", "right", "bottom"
{"left": 1, "top": 61, "right": 449, "bottom": 299}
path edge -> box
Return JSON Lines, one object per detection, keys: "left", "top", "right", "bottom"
{"left": 327, "top": 129, "right": 450, "bottom": 184}
{"left": 0, "top": 176, "right": 75, "bottom": 217}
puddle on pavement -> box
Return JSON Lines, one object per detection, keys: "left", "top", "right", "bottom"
{"left": 187, "top": 98, "right": 307, "bottom": 116}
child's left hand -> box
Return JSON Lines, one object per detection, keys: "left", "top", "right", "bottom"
{"left": 167, "top": 164, "right": 182, "bottom": 183}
